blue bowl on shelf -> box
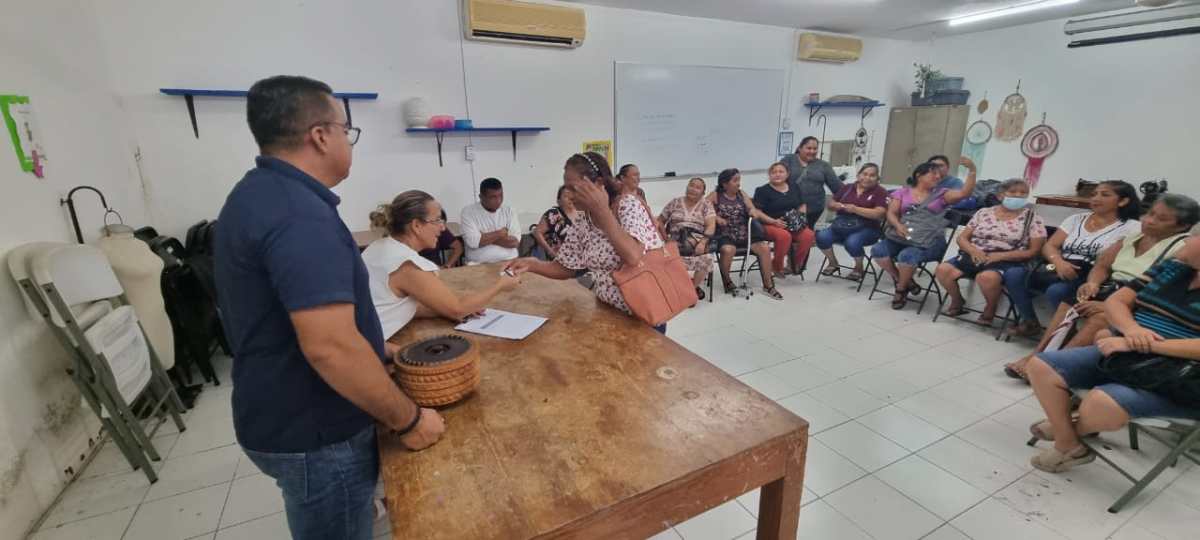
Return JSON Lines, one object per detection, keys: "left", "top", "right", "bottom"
{"left": 454, "top": 119, "right": 473, "bottom": 129}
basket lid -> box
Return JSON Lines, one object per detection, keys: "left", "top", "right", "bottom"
{"left": 399, "top": 334, "right": 472, "bottom": 366}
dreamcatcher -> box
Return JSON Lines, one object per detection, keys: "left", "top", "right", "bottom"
{"left": 959, "top": 120, "right": 992, "bottom": 178}
{"left": 995, "top": 80, "right": 1028, "bottom": 142}
{"left": 1021, "top": 113, "right": 1059, "bottom": 188}
{"left": 852, "top": 119, "right": 869, "bottom": 166}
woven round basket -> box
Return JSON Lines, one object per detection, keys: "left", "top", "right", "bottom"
{"left": 393, "top": 335, "right": 480, "bottom": 407}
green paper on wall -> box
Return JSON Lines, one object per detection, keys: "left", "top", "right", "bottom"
{"left": 1, "top": 94, "right": 47, "bottom": 177}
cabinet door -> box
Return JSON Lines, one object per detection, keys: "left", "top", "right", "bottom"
{"left": 881, "top": 108, "right": 916, "bottom": 185}
{"left": 913, "top": 106, "right": 951, "bottom": 165}
{"left": 942, "top": 105, "right": 970, "bottom": 166}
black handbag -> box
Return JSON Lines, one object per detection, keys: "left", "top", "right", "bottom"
{"left": 673, "top": 225, "right": 712, "bottom": 257}
{"left": 830, "top": 214, "right": 866, "bottom": 234}
{"left": 782, "top": 209, "right": 807, "bottom": 233}
{"left": 1098, "top": 351, "right": 1200, "bottom": 409}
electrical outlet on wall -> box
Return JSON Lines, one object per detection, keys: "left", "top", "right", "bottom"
{"left": 464, "top": 145, "right": 475, "bottom": 162}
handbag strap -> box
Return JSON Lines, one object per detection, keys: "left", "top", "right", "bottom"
{"left": 1152, "top": 234, "right": 1189, "bottom": 266}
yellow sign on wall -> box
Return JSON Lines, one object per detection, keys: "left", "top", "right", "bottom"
{"left": 581, "top": 140, "right": 612, "bottom": 166}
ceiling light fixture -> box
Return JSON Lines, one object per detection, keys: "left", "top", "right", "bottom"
{"left": 948, "top": 0, "right": 1081, "bottom": 26}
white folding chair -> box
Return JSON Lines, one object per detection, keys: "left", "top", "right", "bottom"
{"left": 24, "top": 243, "right": 186, "bottom": 482}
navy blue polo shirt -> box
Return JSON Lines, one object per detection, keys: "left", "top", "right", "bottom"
{"left": 214, "top": 156, "right": 387, "bottom": 453}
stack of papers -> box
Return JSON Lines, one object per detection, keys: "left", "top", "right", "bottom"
{"left": 454, "top": 309, "right": 548, "bottom": 340}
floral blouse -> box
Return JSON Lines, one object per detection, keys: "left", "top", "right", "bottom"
{"left": 555, "top": 194, "right": 664, "bottom": 314}
{"left": 966, "top": 206, "right": 1047, "bottom": 252}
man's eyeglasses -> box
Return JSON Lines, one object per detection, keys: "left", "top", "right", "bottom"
{"left": 422, "top": 217, "right": 446, "bottom": 225}
{"left": 310, "top": 121, "right": 361, "bottom": 146}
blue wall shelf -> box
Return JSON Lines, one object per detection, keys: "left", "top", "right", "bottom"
{"left": 804, "top": 100, "right": 884, "bottom": 124}
{"left": 406, "top": 127, "right": 550, "bottom": 166}
{"left": 159, "top": 88, "right": 379, "bottom": 138}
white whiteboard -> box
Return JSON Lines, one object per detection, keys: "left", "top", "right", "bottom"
{"left": 615, "top": 62, "right": 784, "bottom": 179}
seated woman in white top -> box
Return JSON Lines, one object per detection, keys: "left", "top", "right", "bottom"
{"left": 363, "top": 190, "right": 520, "bottom": 351}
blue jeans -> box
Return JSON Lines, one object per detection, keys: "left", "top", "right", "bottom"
{"left": 244, "top": 425, "right": 379, "bottom": 540}
{"left": 870, "top": 236, "right": 946, "bottom": 267}
{"left": 815, "top": 226, "right": 881, "bottom": 258}
{"left": 1038, "top": 346, "right": 1200, "bottom": 419}
{"left": 1003, "top": 266, "right": 1082, "bottom": 323}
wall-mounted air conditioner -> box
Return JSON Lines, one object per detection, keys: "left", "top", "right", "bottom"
{"left": 797, "top": 33, "right": 863, "bottom": 63}
{"left": 464, "top": 0, "right": 586, "bottom": 48}
{"left": 1064, "top": 1, "right": 1200, "bottom": 48}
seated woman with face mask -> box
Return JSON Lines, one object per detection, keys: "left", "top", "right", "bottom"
{"left": 935, "top": 178, "right": 1047, "bottom": 324}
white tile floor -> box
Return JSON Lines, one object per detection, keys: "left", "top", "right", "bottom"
{"left": 30, "top": 268, "right": 1200, "bottom": 540}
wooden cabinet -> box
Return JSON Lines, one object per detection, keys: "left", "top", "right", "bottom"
{"left": 881, "top": 105, "right": 969, "bottom": 185}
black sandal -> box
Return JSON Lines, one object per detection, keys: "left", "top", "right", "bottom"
{"left": 722, "top": 278, "right": 735, "bottom": 294}
{"left": 821, "top": 266, "right": 841, "bottom": 277}
{"left": 762, "top": 286, "right": 783, "bottom": 301}
{"left": 891, "top": 289, "right": 908, "bottom": 310}
{"left": 695, "top": 286, "right": 706, "bottom": 301}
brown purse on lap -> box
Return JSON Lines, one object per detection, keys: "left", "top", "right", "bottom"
{"left": 612, "top": 198, "right": 698, "bottom": 326}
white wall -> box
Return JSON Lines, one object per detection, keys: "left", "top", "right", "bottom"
{"left": 0, "top": 1, "right": 149, "bottom": 536}
{"left": 86, "top": 0, "right": 923, "bottom": 236}
{"left": 928, "top": 17, "right": 1200, "bottom": 199}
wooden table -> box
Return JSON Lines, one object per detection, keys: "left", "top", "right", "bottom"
{"left": 1035, "top": 194, "right": 1091, "bottom": 209}
{"left": 380, "top": 264, "right": 809, "bottom": 540}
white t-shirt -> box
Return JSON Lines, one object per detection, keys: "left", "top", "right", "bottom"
{"left": 1058, "top": 212, "right": 1141, "bottom": 263}
{"left": 361, "top": 237, "right": 439, "bottom": 339}
{"left": 460, "top": 202, "right": 520, "bottom": 263}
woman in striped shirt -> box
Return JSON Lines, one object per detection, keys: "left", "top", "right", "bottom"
{"left": 1025, "top": 236, "right": 1200, "bottom": 473}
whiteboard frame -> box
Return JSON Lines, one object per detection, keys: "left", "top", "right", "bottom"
{"left": 613, "top": 62, "right": 787, "bottom": 182}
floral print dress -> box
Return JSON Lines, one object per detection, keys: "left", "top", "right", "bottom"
{"left": 555, "top": 194, "right": 663, "bottom": 314}
{"left": 659, "top": 196, "right": 715, "bottom": 275}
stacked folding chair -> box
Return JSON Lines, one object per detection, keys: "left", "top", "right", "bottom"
{"left": 8, "top": 242, "right": 187, "bottom": 483}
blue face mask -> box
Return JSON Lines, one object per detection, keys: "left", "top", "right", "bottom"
{"left": 1002, "top": 196, "right": 1028, "bottom": 210}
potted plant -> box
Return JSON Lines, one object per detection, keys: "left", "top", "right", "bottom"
{"left": 913, "top": 63, "right": 942, "bottom": 99}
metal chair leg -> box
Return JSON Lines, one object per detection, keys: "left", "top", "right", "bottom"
{"left": 1108, "top": 426, "right": 1200, "bottom": 513}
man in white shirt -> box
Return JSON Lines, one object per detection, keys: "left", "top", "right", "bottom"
{"left": 460, "top": 177, "right": 520, "bottom": 264}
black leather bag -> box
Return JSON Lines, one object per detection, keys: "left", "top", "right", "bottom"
{"left": 1098, "top": 351, "right": 1200, "bottom": 409}
{"left": 830, "top": 214, "right": 866, "bottom": 234}
{"left": 673, "top": 225, "right": 712, "bottom": 257}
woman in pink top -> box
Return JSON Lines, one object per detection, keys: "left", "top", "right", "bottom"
{"left": 871, "top": 157, "right": 978, "bottom": 310}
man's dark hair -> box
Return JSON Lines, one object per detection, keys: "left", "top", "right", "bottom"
{"left": 927, "top": 155, "right": 950, "bottom": 166}
{"left": 480, "top": 177, "right": 503, "bottom": 193}
{"left": 247, "top": 75, "right": 336, "bottom": 152}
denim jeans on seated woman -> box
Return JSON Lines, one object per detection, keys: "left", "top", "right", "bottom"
{"left": 815, "top": 226, "right": 881, "bottom": 258}
{"left": 869, "top": 235, "right": 947, "bottom": 267}
{"left": 244, "top": 425, "right": 379, "bottom": 540}
{"left": 1003, "top": 265, "right": 1084, "bottom": 323}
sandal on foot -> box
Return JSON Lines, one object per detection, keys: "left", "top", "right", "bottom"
{"left": 1031, "top": 445, "right": 1095, "bottom": 473}
{"left": 942, "top": 303, "right": 967, "bottom": 317}
{"left": 1029, "top": 420, "right": 1055, "bottom": 442}
{"left": 695, "top": 286, "right": 706, "bottom": 301}
{"left": 976, "top": 314, "right": 995, "bottom": 325}
{"left": 848, "top": 269, "right": 865, "bottom": 281}
{"left": 762, "top": 286, "right": 783, "bottom": 301}
{"left": 821, "top": 266, "right": 841, "bottom": 277}
{"left": 891, "top": 289, "right": 908, "bottom": 310}
{"left": 1009, "top": 321, "right": 1043, "bottom": 337}
{"left": 722, "top": 279, "right": 735, "bottom": 294}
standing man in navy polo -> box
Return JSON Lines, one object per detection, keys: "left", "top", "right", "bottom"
{"left": 214, "top": 75, "right": 445, "bottom": 540}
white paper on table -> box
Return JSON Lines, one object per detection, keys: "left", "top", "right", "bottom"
{"left": 454, "top": 309, "right": 548, "bottom": 340}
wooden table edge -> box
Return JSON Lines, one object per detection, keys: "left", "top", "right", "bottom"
{"left": 533, "top": 426, "right": 809, "bottom": 540}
